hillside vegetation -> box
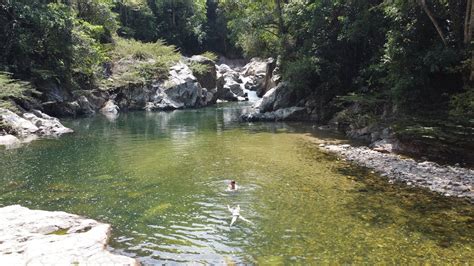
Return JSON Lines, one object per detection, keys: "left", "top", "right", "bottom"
{"left": 0, "top": 0, "right": 472, "bottom": 135}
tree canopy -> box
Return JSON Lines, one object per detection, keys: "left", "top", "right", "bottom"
{"left": 0, "top": 0, "right": 472, "bottom": 121}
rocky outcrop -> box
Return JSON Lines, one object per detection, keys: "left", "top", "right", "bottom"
{"left": 241, "top": 82, "right": 307, "bottom": 121}
{"left": 28, "top": 57, "right": 273, "bottom": 120}
{"left": 188, "top": 55, "right": 217, "bottom": 90}
{"left": 145, "top": 62, "right": 205, "bottom": 110}
{"left": 321, "top": 144, "right": 474, "bottom": 203}
{"left": 0, "top": 205, "right": 138, "bottom": 265}
{"left": 0, "top": 108, "right": 73, "bottom": 148}
{"left": 241, "top": 58, "right": 280, "bottom": 98}
{"left": 216, "top": 64, "right": 246, "bottom": 102}
{"left": 254, "top": 82, "right": 298, "bottom": 112}
{"left": 259, "top": 58, "right": 280, "bottom": 97}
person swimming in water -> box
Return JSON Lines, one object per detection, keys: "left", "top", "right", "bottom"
{"left": 227, "top": 205, "right": 252, "bottom": 227}
{"left": 227, "top": 180, "right": 238, "bottom": 191}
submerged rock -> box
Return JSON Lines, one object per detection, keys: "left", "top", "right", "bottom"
{"left": 241, "top": 107, "right": 307, "bottom": 122}
{"left": 0, "top": 205, "right": 138, "bottom": 265}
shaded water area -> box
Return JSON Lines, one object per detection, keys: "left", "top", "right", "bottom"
{"left": 0, "top": 102, "right": 473, "bottom": 264}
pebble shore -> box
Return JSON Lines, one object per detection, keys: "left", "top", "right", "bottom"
{"left": 321, "top": 144, "right": 474, "bottom": 203}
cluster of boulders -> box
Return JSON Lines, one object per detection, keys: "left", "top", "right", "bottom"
{"left": 321, "top": 143, "right": 474, "bottom": 203}
{"left": 1, "top": 56, "right": 283, "bottom": 148}
{"left": 239, "top": 57, "right": 324, "bottom": 122}
{"left": 37, "top": 57, "right": 280, "bottom": 119}
{"left": 241, "top": 82, "right": 308, "bottom": 121}
{"left": 0, "top": 205, "right": 137, "bottom": 265}
{"left": 0, "top": 108, "right": 73, "bottom": 149}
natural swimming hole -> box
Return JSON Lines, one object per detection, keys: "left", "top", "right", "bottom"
{"left": 0, "top": 102, "right": 473, "bottom": 264}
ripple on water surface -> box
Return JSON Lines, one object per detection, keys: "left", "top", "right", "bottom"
{"left": 0, "top": 102, "right": 473, "bottom": 264}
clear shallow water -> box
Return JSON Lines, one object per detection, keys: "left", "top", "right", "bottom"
{"left": 0, "top": 102, "right": 473, "bottom": 264}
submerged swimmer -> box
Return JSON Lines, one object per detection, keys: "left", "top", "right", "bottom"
{"left": 227, "top": 205, "right": 253, "bottom": 227}
{"left": 226, "top": 180, "right": 238, "bottom": 191}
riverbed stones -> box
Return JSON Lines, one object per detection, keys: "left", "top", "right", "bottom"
{"left": 0, "top": 205, "right": 138, "bottom": 265}
{"left": 322, "top": 144, "right": 474, "bottom": 203}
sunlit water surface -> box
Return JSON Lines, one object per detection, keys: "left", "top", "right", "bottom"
{"left": 0, "top": 102, "right": 473, "bottom": 264}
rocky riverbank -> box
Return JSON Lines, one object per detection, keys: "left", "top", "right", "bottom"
{"left": 320, "top": 143, "right": 474, "bottom": 203}
{"left": 1, "top": 57, "right": 274, "bottom": 148}
{"left": 0, "top": 108, "right": 73, "bottom": 149}
{"left": 0, "top": 205, "right": 138, "bottom": 265}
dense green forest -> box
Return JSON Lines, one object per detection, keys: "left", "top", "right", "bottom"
{"left": 0, "top": 0, "right": 472, "bottom": 123}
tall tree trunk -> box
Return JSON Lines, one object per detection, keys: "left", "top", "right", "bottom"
{"left": 465, "top": 0, "right": 472, "bottom": 45}
{"left": 275, "top": 0, "right": 288, "bottom": 53}
{"left": 465, "top": 0, "right": 474, "bottom": 82}
{"left": 170, "top": 0, "right": 176, "bottom": 28}
{"left": 418, "top": 0, "right": 448, "bottom": 46}
{"left": 275, "top": 0, "right": 285, "bottom": 35}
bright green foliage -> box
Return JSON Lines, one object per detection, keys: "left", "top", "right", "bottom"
{"left": 188, "top": 62, "right": 209, "bottom": 76}
{"left": 0, "top": 0, "right": 116, "bottom": 90}
{"left": 101, "top": 38, "right": 180, "bottom": 89}
{"left": 112, "top": 38, "right": 180, "bottom": 62}
{"left": 220, "top": 0, "right": 283, "bottom": 57}
{"left": 200, "top": 51, "right": 218, "bottom": 62}
{"left": 449, "top": 89, "right": 474, "bottom": 119}
{"left": 114, "top": 0, "right": 209, "bottom": 54}
{"left": 222, "top": 0, "right": 471, "bottom": 122}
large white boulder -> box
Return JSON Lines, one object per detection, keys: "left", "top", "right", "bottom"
{"left": 0, "top": 134, "right": 21, "bottom": 149}
{"left": 0, "top": 205, "right": 138, "bottom": 265}
{"left": 146, "top": 62, "right": 204, "bottom": 110}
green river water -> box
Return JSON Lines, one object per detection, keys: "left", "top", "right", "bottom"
{"left": 0, "top": 102, "right": 473, "bottom": 264}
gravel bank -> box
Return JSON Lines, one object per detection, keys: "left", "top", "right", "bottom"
{"left": 321, "top": 144, "right": 474, "bottom": 203}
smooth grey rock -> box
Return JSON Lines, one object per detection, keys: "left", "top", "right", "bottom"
{"left": 255, "top": 82, "right": 298, "bottom": 113}
{"left": 0, "top": 134, "right": 21, "bottom": 148}
{"left": 0, "top": 205, "right": 138, "bottom": 265}
{"left": 163, "top": 62, "right": 203, "bottom": 107}
{"left": 241, "top": 107, "right": 306, "bottom": 122}
{"left": 0, "top": 108, "right": 72, "bottom": 148}
{"left": 242, "top": 58, "right": 267, "bottom": 77}
{"left": 146, "top": 62, "right": 204, "bottom": 110}
{"left": 0, "top": 108, "right": 38, "bottom": 136}
{"left": 216, "top": 67, "right": 244, "bottom": 101}
{"left": 23, "top": 110, "right": 73, "bottom": 136}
